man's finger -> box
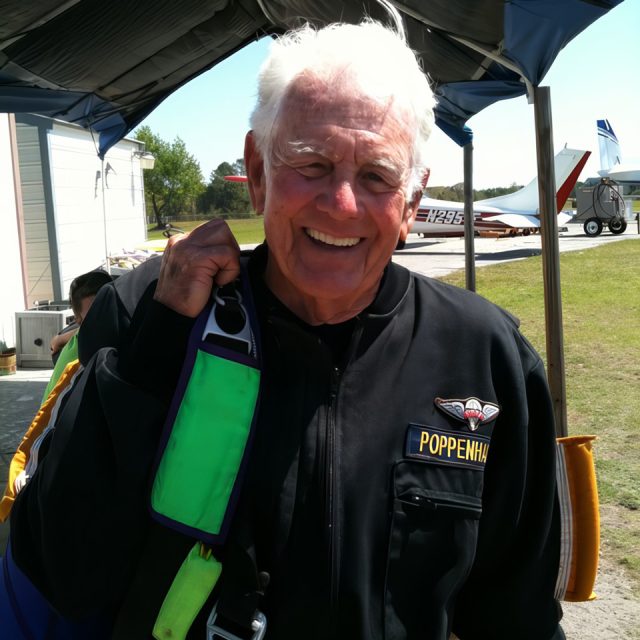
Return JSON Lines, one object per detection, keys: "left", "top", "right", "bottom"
{"left": 154, "top": 220, "right": 242, "bottom": 317}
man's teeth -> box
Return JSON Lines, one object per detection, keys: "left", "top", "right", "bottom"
{"left": 306, "top": 228, "right": 360, "bottom": 247}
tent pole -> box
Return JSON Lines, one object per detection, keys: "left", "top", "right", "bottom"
{"left": 463, "top": 142, "right": 476, "bottom": 292}
{"left": 533, "top": 86, "right": 567, "bottom": 437}
{"left": 101, "top": 157, "right": 111, "bottom": 275}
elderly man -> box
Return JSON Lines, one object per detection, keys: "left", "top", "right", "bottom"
{"left": 7, "top": 19, "right": 564, "bottom": 640}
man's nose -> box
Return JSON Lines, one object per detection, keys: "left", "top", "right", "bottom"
{"left": 319, "top": 178, "right": 361, "bottom": 218}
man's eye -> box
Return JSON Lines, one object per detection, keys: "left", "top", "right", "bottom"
{"left": 296, "top": 163, "right": 329, "bottom": 177}
{"left": 362, "top": 171, "right": 396, "bottom": 192}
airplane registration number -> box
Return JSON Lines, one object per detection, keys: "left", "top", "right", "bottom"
{"left": 424, "top": 209, "right": 465, "bottom": 225}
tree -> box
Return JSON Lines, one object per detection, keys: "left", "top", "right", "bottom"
{"left": 426, "top": 182, "right": 523, "bottom": 202}
{"left": 475, "top": 182, "right": 522, "bottom": 200}
{"left": 198, "top": 159, "right": 252, "bottom": 218}
{"left": 134, "top": 126, "right": 205, "bottom": 228}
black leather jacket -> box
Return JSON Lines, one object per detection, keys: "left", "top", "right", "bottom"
{"left": 11, "top": 245, "right": 564, "bottom": 639}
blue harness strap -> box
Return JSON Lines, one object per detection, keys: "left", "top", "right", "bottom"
{"left": 0, "top": 540, "right": 110, "bottom": 640}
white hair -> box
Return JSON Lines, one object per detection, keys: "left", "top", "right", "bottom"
{"left": 249, "top": 20, "right": 435, "bottom": 198}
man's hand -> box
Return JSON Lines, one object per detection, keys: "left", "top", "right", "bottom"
{"left": 153, "top": 219, "right": 241, "bottom": 318}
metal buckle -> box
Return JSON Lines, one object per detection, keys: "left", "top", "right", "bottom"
{"left": 202, "top": 287, "right": 255, "bottom": 357}
{"left": 206, "top": 603, "right": 267, "bottom": 640}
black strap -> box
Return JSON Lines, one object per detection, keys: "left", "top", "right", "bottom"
{"left": 203, "top": 259, "right": 268, "bottom": 634}
{"left": 216, "top": 540, "right": 268, "bottom": 631}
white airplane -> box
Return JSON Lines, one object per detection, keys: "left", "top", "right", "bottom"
{"left": 596, "top": 119, "right": 640, "bottom": 183}
{"left": 411, "top": 146, "right": 591, "bottom": 238}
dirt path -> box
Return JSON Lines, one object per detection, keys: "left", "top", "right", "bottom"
{"left": 561, "top": 555, "right": 640, "bottom": 639}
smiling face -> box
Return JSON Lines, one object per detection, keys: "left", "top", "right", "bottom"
{"left": 245, "top": 74, "right": 421, "bottom": 324}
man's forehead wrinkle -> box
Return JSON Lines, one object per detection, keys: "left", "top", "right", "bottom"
{"left": 281, "top": 115, "right": 407, "bottom": 153}
{"left": 281, "top": 74, "right": 399, "bottom": 131}
{"left": 271, "top": 77, "right": 414, "bottom": 179}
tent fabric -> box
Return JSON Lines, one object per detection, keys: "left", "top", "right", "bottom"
{"left": 0, "top": 0, "right": 622, "bottom": 154}
{"left": 434, "top": 80, "right": 526, "bottom": 145}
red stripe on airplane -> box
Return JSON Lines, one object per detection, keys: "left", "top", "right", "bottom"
{"left": 556, "top": 150, "right": 591, "bottom": 211}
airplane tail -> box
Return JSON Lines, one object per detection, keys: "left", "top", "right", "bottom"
{"left": 597, "top": 118, "right": 622, "bottom": 174}
{"left": 475, "top": 147, "right": 590, "bottom": 213}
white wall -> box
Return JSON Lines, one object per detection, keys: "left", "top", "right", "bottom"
{"left": 1, "top": 115, "right": 148, "bottom": 350}
{"left": 0, "top": 115, "right": 26, "bottom": 349}
{"left": 48, "top": 123, "right": 147, "bottom": 295}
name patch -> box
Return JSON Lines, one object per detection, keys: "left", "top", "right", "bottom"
{"left": 405, "top": 424, "right": 490, "bottom": 470}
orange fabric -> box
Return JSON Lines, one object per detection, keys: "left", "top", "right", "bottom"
{"left": 0, "top": 360, "right": 81, "bottom": 522}
{"left": 557, "top": 435, "right": 600, "bottom": 602}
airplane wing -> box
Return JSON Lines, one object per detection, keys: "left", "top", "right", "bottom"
{"left": 483, "top": 213, "right": 541, "bottom": 228}
{"left": 557, "top": 211, "right": 575, "bottom": 226}
{"left": 483, "top": 211, "right": 574, "bottom": 229}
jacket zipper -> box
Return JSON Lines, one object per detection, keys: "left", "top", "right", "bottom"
{"left": 327, "top": 364, "right": 341, "bottom": 618}
{"left": 399, "top": 491, "right": 483, "bottom": 519}
{"left": 325, "top": 320, "right": 362, "bottom": 628}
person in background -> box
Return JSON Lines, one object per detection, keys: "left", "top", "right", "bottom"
{"left": 8, "top": 17, "right": 565, "bottom": 640}
{"left": 42, "top": 270, "right": 112, "bottom": 402}
{"left": 0, "top": 269, "right": 113, "bottom": 522}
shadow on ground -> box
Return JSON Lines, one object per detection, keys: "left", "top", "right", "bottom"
{"left": 0, "top": 375, "right": 48, "bottom": 554}
{"left": 476, "top": 248, "right": 542, "bottom": 261}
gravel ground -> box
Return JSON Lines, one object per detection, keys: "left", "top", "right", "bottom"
{"left": 562, "top": 554, "right": 640, "bottom": 639}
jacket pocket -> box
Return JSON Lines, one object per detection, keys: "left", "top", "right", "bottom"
{"left": 384, "top": 460, "right": 483, "bottom": 640}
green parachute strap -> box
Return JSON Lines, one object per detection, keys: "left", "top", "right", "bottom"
{"left": 151, "top": 274, "right": 261, "bottom": 640}
{"left": 152, "top": 542, "right": 222, "bottom": 640}
{"left": 151, "top": 350, "right": 260, "bottom": 536}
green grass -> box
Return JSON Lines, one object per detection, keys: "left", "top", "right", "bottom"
{"left": 440, "top": 239, "right": 640, "bottom": 591}
{"left": 147, "top": 217, "right": 265, "bottom": 245}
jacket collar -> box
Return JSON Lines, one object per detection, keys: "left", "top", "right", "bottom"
{"left": 246, "top": 242, "right": 411, "bottom": 324}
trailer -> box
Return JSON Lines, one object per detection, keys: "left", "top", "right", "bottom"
{"left": 574, "top": 178, "right": 629, "bottom": 237}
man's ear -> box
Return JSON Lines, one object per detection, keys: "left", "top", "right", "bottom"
{"left": 399, "top": 172, "right": 428, "bottom": 241}
{"left": 244, "top": 131, "right": 266, "bottom": 215}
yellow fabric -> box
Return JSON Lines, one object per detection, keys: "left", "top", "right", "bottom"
{"left": 557, "top": 435, "right": 600, "bottom": 602}
{"left": 0, "top": 360, "right": 81, "bottom": 522}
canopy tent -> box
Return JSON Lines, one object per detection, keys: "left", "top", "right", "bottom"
{"left": 0, "top": 0, "right": 620, "bottom": 154}
{"left": 0, "top": 0, "right": 624, "bottom": 434}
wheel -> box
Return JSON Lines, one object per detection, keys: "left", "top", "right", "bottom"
{"left": 583, "top": 218, "right": 603, "bottom": 237}
{"left": 608, "top": 218, "right": 627, "bottom": 235}
{"left": 522, "top": 228, "right": 531, "bottom": 236}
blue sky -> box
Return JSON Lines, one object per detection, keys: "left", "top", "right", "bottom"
{"left": 139, "top": 2, "right": 639, "bottom": 189}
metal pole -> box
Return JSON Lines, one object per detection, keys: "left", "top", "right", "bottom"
{"left": 463, "top": 142, "right": 476, "bottom": 292}
{"left": 101, "top": 157, "right": 111, "bottom": 275}
{"left": 533, "top": 86, "right": 567, "bottom": 437}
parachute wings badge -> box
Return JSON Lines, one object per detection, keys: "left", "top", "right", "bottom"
{"left": 434, "top": 397, "right": 500, "bottom": 432}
